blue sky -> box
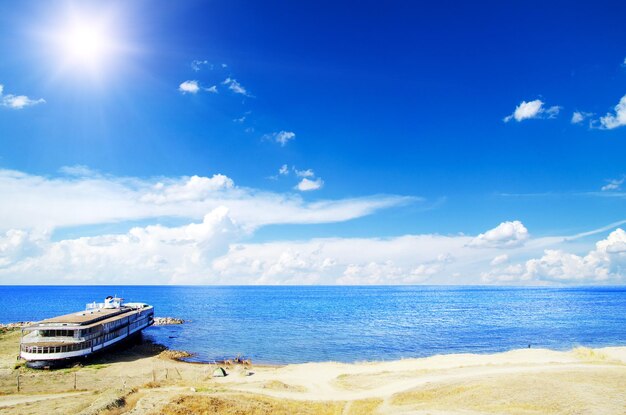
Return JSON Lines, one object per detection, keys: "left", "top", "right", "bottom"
{"left": 1, "top": 0, "right": 626, "bottom": 284}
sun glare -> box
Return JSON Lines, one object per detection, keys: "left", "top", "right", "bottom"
{"left": 46, "top": 9, "right": 125, "bottom": 79}
{"left": 60, "top": 22, "right": 111, "bottom": 67}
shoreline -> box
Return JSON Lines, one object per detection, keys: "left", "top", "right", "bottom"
{"left": 2, "top": 327, "right": 626, "bottom": 414}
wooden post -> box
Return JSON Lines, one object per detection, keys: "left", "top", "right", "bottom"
{"left": 16, "top": 372, "right": 20, "bottom": 393}
{"left": 74, "top": 372, "right": 77, "bottom": 390}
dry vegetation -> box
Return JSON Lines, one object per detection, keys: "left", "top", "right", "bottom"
{"left": 159, "top": 394, "right": 344, "bottom": 415}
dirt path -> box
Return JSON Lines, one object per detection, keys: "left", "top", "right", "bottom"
{"left": 0, "top": 391, "right": 91, "bottom": 408}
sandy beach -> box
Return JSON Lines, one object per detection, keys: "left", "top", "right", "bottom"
{"left": 1, "top": 328, "right": 625, "bottom": 414}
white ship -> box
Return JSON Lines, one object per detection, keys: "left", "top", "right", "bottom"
{"left": 20, "top": 296, "right": 154, "bottom": 368}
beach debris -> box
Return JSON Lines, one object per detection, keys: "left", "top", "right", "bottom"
{"left": 153, "top": 317, "right": 185, "bottom": 325}
{"left": 212, "top": 367, "right": 228, "bottom": 377}
{"left": 216, "top": 354, "right": 252, "bottom": 366}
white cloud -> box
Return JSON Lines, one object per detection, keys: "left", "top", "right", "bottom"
{"left": 295, "top": 168, "right": 315, "bottom": 178}
{"left": 469, "top": 221, "right": 529, "bottom": 248}
{"left": 211, "top": 235, "right": 466, "bottom": 285}
{"left": 0, "top": 84, "right": 45, "bottom": 109}
{"left": 503, "top": 99, "right": 561, "bottom": 122}
{"left": 490, "top": 254, "right": 509, "bottom": 266}
{"left": 571, "top": 111, "right": 593, "bottom": 124}
{"left": 279, "top": 164, "right": 289, "bottom": 175}
{"left": 264, "top": 131, "right": 296, "bottom": 146}
{"left": 2, "top": 190, "right": 624, "bottom": 286}
{"left": 233, "top": 115, "right": 246, "bottom": 123}
{"left": 296, "top": 178, "right": 324, "bottom": 192}
{"left": 483, "top": 228, "right": 626, "bottom": 284}
{"left": 601, "top": 177, "right": 624, "bottom": 192}
{"left": 191, "top": 60, "right": 211, "bottom": 71}
{"left": 598, "top": 94, "right": 626, "bottom": 130}
{"left": 0, "top": 207, "right": 241, "bottom": 284}
{"left": 179, "top": 80, "right": 200, "bottom": 94}
{"left": 59, "top": 165, "right": 99, "bottom": 177}
{"left": 205, "top": 85, "right": 218, "bottom": 94}
{"left": 222, "top": 78, "right": 250, "bottom": 96}
{"left": 0, "top": 168, "right": 412, "bottom": 232}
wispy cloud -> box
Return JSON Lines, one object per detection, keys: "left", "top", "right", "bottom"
{"left": 59, "top": 165, "right": 100, "bottom": 177}
{"left": 264, "top": 131, "right": 296, "bottom": 146}
{"left": 571, "top": 111, "right": 593, "bottom": 124}
{"left": 0, "top": 168, "right": 411, "bottom": 232}
{"left": 295, "top": 168, "right": 315, "bottom": 178}
{"left": 0, "top": 84, "right": 45, "bottom": 109}
{"left": 601, "top": 176, "right": 625, "bottom": 192}
{"left": 503, "top": 99, "right": 561, "bottom": 122}
{"left": 222, "top": 77, "right": 250, "bottom": 96}
{"left": 278, "top": 164, "right": 289, "bottom": 175}
{"left": 191, "top": 60, "right": 211, "bottom": 71}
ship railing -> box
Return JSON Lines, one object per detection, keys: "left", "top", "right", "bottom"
{"left": 86, "top": 302, "right": 105, "bottom": 310}
{"left": 20, "top": 335, "right": 77, "bottom": 343}
{"left": 21, "top": 340, "right": 92, "bottom": 354}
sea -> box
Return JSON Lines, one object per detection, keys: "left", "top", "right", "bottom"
{"left": 2, "top": 285, "right": 626, "bottom": 364}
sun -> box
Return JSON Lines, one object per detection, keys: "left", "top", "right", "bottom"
{"left": 45, "top": 8, "right": 125, "bottom": 79}
{"left": 60, "top": 21, "right": 112, "bottom": 68}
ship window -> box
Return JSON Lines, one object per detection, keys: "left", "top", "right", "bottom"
{"left": 39, "top": 329, "right": 75, "bottom": 337}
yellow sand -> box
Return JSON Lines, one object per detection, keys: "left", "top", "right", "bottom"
{"left": 1, "top": 329, "right": 625, "bottom": 414}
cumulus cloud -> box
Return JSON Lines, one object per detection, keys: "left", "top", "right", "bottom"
{"left": 469, "top": 221, "right": 529, "bottom": 248}
{"left": 0, "top": 207, "right": 241, "bottom": 284}
{"left": 503, "top": 99, "right": 561, "bottom": 122}
{"left": 211, "top": 235, "right": 466, "bottom": 285}
{"left": 296, "top": 178, "right": 324, "bottom": 192}
{"left": 222, "top": 78, "right": 250, "bottom": 96}
{"left": 264, "top": 131, "right": 296, "bottom": 146}
{"left": 278, "top": 164, "right": 289, "bottom": 175}
{"left": 2, "top": 190, "right": 623, "bottom": 286}
{"left": 179, "top": 80, "right": 200, "bottom": 94}
{"left": 598, "top": 94, "right": 626, "bottom": 130}
{"left": 0, "top": 84, "right": 45, "bottom": 109}
{"left": 601, "top": 177, "right": 624, "bottom": 192}
{"left": 483, "top": 228, "right": 626, "bottom": 284}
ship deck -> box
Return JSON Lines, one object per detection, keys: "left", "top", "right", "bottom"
{"left": 24, "top": 306, "right": 152, "bottom": 330}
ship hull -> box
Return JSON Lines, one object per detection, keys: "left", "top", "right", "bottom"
{"left": 24, "top": 325, "right": 150, "bottom": 369}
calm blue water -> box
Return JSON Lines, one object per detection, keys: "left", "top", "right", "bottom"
{"left": 1, "top": 286, "right": 626, "bottom": 364}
